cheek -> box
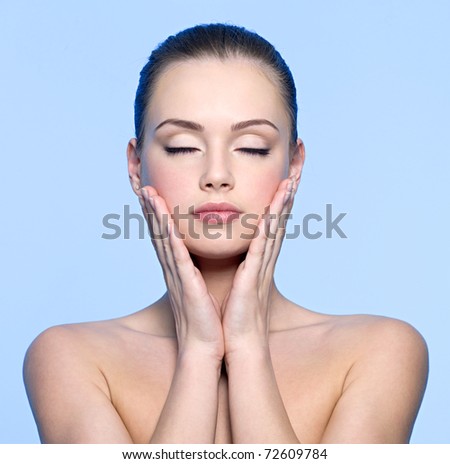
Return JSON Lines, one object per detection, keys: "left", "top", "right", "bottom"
{"left": 243, "top": 166, "right": 285, "bottom": 210}
{"left": 145, "top": 161, "right": 190, "bottom": 210}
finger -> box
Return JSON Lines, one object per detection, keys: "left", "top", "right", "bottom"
{"left": 139, "top": 184, "right": 159, "bottom": 198}
{"left": 243, "top": 177, "right": 292, "bottom": 281}
{"left": 140, "top": 187, "right": 160, "bottom": 240}
{"left": 142, "top": 188, "right": 207, "bottom": 298}
{"left": 149, "top": 193, "right": 206, "bottom": 297}
{"left": 141, "top": 187, "right": 176, "bottom": 285}
{"left": 264, "top": 178, "right": 296, "bottom": 278}
{"left": 260, "top": 177, "right": 293, "bottom": 277}
{"left": 139, "top": 186, "right": 161, "bottom": 237}
{"left": 243, "top": 211, "right": 269, "bottom": 281}
{"left": 166, "top": 222, "right": 214, "bottom": 309}
{"left": 145, "top": 189, "right": 179, "bottom": 283}
{"left": 167, "top": 219, "right": 203, "bottom": 286}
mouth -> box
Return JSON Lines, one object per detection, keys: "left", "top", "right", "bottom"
{"left": 193, "top": 202, "right": 242, "bottom": 224}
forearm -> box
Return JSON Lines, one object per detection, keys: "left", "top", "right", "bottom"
{"left": 226, "top": 346, "right": 300, "bottom": 444}
{"left": 150, "top": 351, "right": 221, "bottom": 443}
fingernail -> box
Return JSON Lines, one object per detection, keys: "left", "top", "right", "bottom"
{"left": 286, "top": 179, "right": 293, "bottom": 192}
{"left": 284, "top": 188, "right": 291, "bottom": 203}
{"left": 149, "top": 195, "right": 155, "bottom": 208}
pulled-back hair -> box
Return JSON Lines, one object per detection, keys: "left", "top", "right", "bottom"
{"left": 134, "top": 23, "right": 298, "bottom": 153}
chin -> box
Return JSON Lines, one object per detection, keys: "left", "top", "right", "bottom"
{"left": 184, "top": 234, "right": 251, "bottom": 260}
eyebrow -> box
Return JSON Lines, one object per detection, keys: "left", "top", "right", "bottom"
{"left": 154, "top": 118, "right": 279, "bottom": 133}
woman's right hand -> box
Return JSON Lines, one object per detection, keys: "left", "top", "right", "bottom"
{"left": 139, "top": 186, "right": 224, "bottom": 363}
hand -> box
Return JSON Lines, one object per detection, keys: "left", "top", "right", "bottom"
{"left": 139, "top": 186, "right": 225, "bottom": 362}
{"left": 221, "top": 175, "right": 297, "bottom": 359}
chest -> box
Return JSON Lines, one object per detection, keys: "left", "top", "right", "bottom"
{"left": 105, "top": 336, "right": 347, "bottom": 444}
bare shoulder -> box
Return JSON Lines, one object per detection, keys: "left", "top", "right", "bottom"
{"left": 24, "top": 323, "right": 99, "bottom": 384}
{"left": 23, "top": 305, "right": 163, "bottom": 370}
{"left": 23, "top": 311, "right": 156, "bottom": 395}
{"left": 281, "top": 300, "right": 427, "bottom": 352}
{"left": 24, "top": 319, "right": 121, "bottom": 377}
{"left": 23, "top": 302, "right": 173, "bottom": 405}
{"left": 328, "top": 312, "right": 428, "bottom": 362}
{"left": 277, "top": 303, "right": 429, "bottom": 442}
{"left": 285, "top": 303, "right": 428, "bottom": 357}
{"left": 23, "top": 320, "right": 134, "bottom": 443}
{"left": 302, "top": 311, "right": 429, "bottom": 443}
{"left": 336, "top": 313, "right": 430, "bottom": 393}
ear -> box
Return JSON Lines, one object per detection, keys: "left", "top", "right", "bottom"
{"left": 127, "top": 138, "right": 143, "bottom": 197}
{"left": 288, "top": 138, "right": 306, "bottom": 191}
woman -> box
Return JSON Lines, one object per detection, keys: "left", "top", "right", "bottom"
{"left": 23, "top": 23, "right": 428, "bottom": 444}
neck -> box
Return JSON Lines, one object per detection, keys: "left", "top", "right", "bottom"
{"left": 159, "top": 251, "right": 285, "bottom": 314}
{"left": 155, "top": 252, "right": 288, "bottom": 334}
{"left": 190, "top": 252, "right": 247, "bottom": 306}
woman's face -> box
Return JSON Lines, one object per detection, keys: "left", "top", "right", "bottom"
{"left": 135, "top": 58, "right": 300, "bottom": 259}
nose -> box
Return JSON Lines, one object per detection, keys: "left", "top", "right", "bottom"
{"left": 199, "top": 148, "right": 235, "bottom": 192}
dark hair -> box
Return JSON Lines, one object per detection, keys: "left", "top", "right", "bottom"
{"left": 134, "top": 23, "right": 298, "bottom": 153}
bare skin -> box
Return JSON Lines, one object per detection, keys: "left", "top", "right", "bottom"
{"left": 23, "top": 181, "right": 429, "bottom": 443}
{"left": 23, "top": 58, "right": 428, "bottom": 444}
{"left": 23, "top": 295, "right": 428, "bottom": 443}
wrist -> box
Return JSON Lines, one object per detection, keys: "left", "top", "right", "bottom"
{"left": 224, "top": 338, "right": 271, "bottom": 369}
{"left": 177, "top": 345, "right": 224, "bottom": 373}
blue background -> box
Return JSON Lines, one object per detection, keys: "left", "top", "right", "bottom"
{"left": 1, "top": 0, "right": 448, "bottom": 443}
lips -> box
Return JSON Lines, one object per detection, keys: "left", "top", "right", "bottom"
{"left": 193, "top": 202, "right": 242, "bottom": 224}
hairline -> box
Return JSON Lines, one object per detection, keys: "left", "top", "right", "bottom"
{"left": 138, "top": 55, "right": 297, "bottom": 155}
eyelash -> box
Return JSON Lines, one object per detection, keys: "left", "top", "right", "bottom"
{"left": 164, "top": 147, "right": 270, "bottom": 156}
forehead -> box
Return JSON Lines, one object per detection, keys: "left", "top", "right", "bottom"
{"left": 146, "top": 58, "right": 289, "bottom": 133}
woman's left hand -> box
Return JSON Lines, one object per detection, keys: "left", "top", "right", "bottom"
{"left": 221, "top": 175, "right": 297, "bottom": 360}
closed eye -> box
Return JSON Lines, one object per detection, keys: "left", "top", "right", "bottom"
{"left": 164, "top": 146, "right": 198, "bottom": 155}
{"left": 238, "top": 148, "right": 270, "bottom": 156}
{"left": 163, "top": 147, "right": 270, "bottom": 156}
